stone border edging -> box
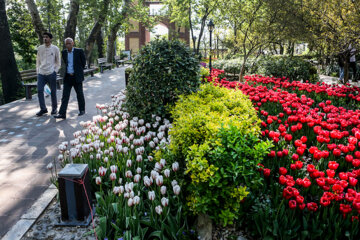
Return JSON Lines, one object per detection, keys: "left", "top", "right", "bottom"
{"left": 1, "top": 184, "right": 58, "bottom": 240}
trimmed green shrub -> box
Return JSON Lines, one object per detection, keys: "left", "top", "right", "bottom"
{"left": 125, "top": 39, "right": 200, "bottom": 120}
{"left": 167, "top": 84, "right": 272, "bottom": 226}
{"left": 262, "top": 56, "right": 319, "bottom": 82}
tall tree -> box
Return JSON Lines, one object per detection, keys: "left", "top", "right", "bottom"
{"left": 165, "top": 0, "right": 217, "bottom": 55}
{"left": 85, "top": 0, "right": 111, "bottom": 66}
{"left": 25, "top": 0, "right": 46, "bottom": 44}
{"left": 63, "top": 0, "right": 80, "bottom": 43}
{"left": 106, "top": 0, "right": 154, "bottom": 63}
{"left": 7, "top": 0, "right": 38, "bottom": 69}
{"left": 220, "top": 0, "right": 285, "bottom": 81}
{"left": 0, "top": 0, "right": 22, "bottom": 103}
{"left": 298, "top": 0, "right": 360, "bottom": 82}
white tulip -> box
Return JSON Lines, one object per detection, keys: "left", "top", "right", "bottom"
{"left": 148, "top": 191, "right": 155, "bottom": 201}
{"left": 155, "top": 205, "right": 163, "bottom": 215}
{"left": 160, "top": 186, "right": 167, "bottom": 195}
{"left": 173, "top": 185, "right": 181, "bottom": 195}
{"left": 164, "top": 169, "right": 170, "bottom": 178}
{"left": 161, "top": 197, "right": 169, "bottom": 207}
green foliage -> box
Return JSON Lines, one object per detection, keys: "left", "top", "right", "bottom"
{"left": 261, "top": 56, "right": 319, "bottom": 82}
{"left": 7, "top": 0, "right": 38, "bottom": 69}
{"left": 169, "top": 84, "right": 271, "bottom": 225}
{"left": 125, "top": 38, "right": 200, "bottom": 121}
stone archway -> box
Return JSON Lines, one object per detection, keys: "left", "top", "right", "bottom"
{"left": 125, "top": 1, "right": 190, "bottom": 55}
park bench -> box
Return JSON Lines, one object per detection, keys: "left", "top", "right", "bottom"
{"left": 114, "top": 55, "right": 126, "bottom": 67}
{"left": 84, "top": 67, "right": 97, "bottom": 77}
{"left": 97, "top": 58, "right": 112, "bottom": 73}
{"left": 20, "top": 69, "right": 62, "bottom": 100}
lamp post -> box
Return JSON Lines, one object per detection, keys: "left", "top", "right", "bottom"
{"left": 207, "top": 19, "right": 214, "bottom": 74}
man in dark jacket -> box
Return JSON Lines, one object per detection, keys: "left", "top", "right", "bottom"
{"left": 54, "top": 38, "right": 86, "bottom": 119}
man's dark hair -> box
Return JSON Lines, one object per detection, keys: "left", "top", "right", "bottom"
{"left": 43, "top": 32, "right": 53, "bottom": 39}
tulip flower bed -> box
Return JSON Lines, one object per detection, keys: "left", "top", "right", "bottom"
{"left": 244, "top": 75, "right": 360, "bottom": 109}
{"left": 57, "top": 91, "right": 197, "bottom": 240}
{"left": 206, "top": 69, "right": 360, "bottom": 239}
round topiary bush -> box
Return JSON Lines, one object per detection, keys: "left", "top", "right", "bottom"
{"left": 125, "top": 39, "right": 200, "bottom": 120}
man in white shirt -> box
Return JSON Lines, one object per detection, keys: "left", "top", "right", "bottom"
{"left": 36, "top": 32, "right": 61, "bottom": 116}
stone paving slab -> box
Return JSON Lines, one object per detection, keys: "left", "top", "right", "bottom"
{"left": 0, "top": 67, "right": 126, "bottom": 238}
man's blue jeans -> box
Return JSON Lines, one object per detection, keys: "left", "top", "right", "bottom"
{"left": 37, "top": 72, "right": 57, "bottom": 111}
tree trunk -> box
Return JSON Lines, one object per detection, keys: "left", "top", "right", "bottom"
{"left": 106, "top": 0, "right": 130, "bottom": 63}
{"left": 84, "top": 0, "right": 111, "bottom": 66}
{"left": 279, "top": 43, "right": 284, "bottom": 55}
{"left": 63, "top": 0, "right": 80, "bottom": 46}
{"left": 107, "top": 23, "right": 121, "bottom": 63}
{"left": 344, "top": 61, "right": 349, "bottom": 83}
{"left": 25, "top": 0, "right": 46, "bottom": 44}
{"left": 0, "top": 0, "right": 22, "bottom": 103}
{"left": 239, "top": 55, "right": 248, "bottom": 82}
{"left": 96, "top": 29, "right": 104, "bottom": 58}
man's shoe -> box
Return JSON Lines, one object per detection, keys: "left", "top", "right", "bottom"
{"left": 78, "top": 111, "right": 85, "bottom": 116}
{"left": 54, "top": 114, "right": 66, "bottom": 119}
{"left": 51, "top": 109, "right": 57, "bottom": 115}
{"left": 36, "top": 109, "right": 48, "bottom": 117}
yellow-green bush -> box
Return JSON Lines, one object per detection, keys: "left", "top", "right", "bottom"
{"left": 168, "top": 84, "right": 272, "bottom": 226}
{"left": 169, "top": 83, "right": 261, "bottom": 157}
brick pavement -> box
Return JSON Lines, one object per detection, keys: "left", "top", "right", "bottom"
{"left": 0, "top": 67, "right": 126, "bottom": 237}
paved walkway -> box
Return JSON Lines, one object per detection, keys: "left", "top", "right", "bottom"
{"left": 0, "top": 67, "right": 126, "bottom": 238}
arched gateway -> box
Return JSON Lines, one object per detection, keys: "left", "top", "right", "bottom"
{"left": 125, "top": 1, "right": 190, "bottom": 54}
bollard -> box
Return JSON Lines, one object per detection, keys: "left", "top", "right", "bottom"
{"left": 57, "top": 164, "right": 94, "bottom": 226}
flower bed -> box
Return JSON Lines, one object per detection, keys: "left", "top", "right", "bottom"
{"left": 245, "top": 75, "right": 360, "bottom": 108}
{"left": 57, "top": 91, "right": 197, "bottom": 240}
{"left": 206, "top": 69, "right": 360, "bottom": 238}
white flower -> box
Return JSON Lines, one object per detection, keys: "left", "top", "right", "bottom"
{"left": 160, "top": 186, "right": 167, "bottom": 195}
{"left": 118, "top": 178, "right": 123, "bottom": 184}
{"left": 47, "top": 163, "right": 53, "bottom": 171}
{"left": 161, "top": 197, "right": 169, "bottom": 207}
{"left": 113, "top": 186, "right": 120, "bottom": 194}
{"left": 151, "top": 170, "right": 159, "bottom": 179}
{"left": 171, "top": 180, "right": 178, "bottom": 187}
{"left": 149, "top": 141, "right": 155, "bottom": 148}
{"left": 144, "top": 176, "right": 152, "bottom": 187}
{"left": 125, "top": 170, "right": 133, "bottom": 178}
{"left": 155, "top": 205, "right": 163, "bottom": 215}
{"left": 136, "top": 155, "right": 143, "bottom": 162}
{"left": 99, "top": 166, "right": 107, "bottom": 176}
{"left": 126, "top": 159, "right": 132, "bottom": 167}
{"left": 160, "top": 159, "right": 166, "bottom": 167}
{"left": 148, "top": 156, "right": 153, "bottom": 162}
{"left": 146, "top": 123, "right": 151, "bottom": 128}
{"left": 156, "top": 175, "right": 163, "bottom": 186}
{"left": 103, "top": 157, "right": 109, "bottom": 163}
{"left": 155, "top": 162, "right": 162, "bottom": 172}
{"left": 134, "top": 174, "right": 141, "bottom": 183}
{"left": 136, "top": 167, "right": 142, "bottom": 174}
{"left": 148, "top": 191, "right": 155, "bottom": 201}
{"left": 173, "top": 185, "right": 181, "bottom": 195}
{"left": 139, "top": 119, "right": 145, "bottom": 125}
{"left": 95, "top": 177, "right": 101, "bottom": 185}
{"left": 58, "top": 154, "right": 64, "bottom": 161}
{"left": 134, "top": 196, "right": 140, "bottom": 205}
{"left": 110, "top": 165, "right": 118, "bottom": 173}
{"left": 110, "top": 173, "right": 117, "bottom": 181}
{"left": 172, "top": 162, "right": 179, "bottom": 172}
{"left": 164, "top": 169, "right": 170, "bottom": 178}
{"left": 128, "top": 198, "right": 134, "bottom": 207}
{"left": 122, "top": 147, "right": 129, "bottom": 154}
{"left": 119, "top": 186, "right": 124, "bottom": 194}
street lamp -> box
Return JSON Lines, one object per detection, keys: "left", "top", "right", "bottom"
{"left": 207, "top": 19, "right": 215, "bottom": 73}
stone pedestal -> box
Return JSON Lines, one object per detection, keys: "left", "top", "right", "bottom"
{"left": 57, "top": 164, "right": 94, "bottom": 226}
